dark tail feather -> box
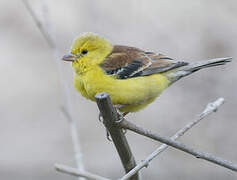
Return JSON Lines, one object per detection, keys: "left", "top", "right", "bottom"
{"left": 166, "top": 57, "right": 232, "bottom": 83}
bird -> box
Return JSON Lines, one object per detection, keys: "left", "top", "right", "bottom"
{"left": 62, "top": 32, "right": 231, "bottom": 116}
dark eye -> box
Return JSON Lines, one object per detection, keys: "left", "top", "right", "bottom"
{"left": 81, "top": 49, "right": 88, "bottom": 55}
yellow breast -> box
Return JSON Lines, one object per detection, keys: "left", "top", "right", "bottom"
{"left": 73, "top": 66, "right": 170, "bottom": 112}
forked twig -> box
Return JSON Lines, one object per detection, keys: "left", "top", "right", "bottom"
{"left": 119, "top": 118, "right": 237, "bottom": 172}
{"left": 120, "top": 98, "right": 225, "bottom": 180}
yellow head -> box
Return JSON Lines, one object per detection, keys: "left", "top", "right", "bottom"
{"left": 62, "top": 33, "right": 113, "bottom": 74}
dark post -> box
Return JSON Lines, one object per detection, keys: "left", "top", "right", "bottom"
{"left": 95, "top": 92, "right": 140, "bottom": 180}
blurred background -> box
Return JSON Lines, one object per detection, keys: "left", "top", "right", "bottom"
{"left": 1, "top": 0, "right": 237, "bottom": 179}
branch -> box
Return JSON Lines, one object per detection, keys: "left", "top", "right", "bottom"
{"left": 95, "top": 92, "right": 140, "bottom": 180}
{"left": 61, "top": 107, "right": 85, "bottom": 174}
{"left": 55, "top": 164, "right": 110, "bottom": 180}
{"left": 119, "top": 119, "right": 237, "bottom": 172}
{"left": 120, "top": 97, "right": 225, "bottom": 180}
{"left": 21, "top": 0, "right": 55, "bottom": 48}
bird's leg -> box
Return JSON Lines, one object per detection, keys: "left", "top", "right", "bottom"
{"left": 98, "top": 105, "right": 129, "bottom": 141}
{"left": 116, "top": 110, "right": 129, "bottom": 122}
{"left": 98, "top": 108, "right": 128, "bottom": 122}
{"left": 122, "top": 112, "right": 129, "bottom": 117}
{"left": 116, "top": 111, "right": 129, "bottom": 135}
{"left": 121, "top": 127, "right": 127, "bottom": 135}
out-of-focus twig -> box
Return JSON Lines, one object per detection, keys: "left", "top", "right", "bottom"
{"left": 120, "top": 98, "right": 225, "bottom": 180}
{"left": 22, "top": 0, "right": 55, "bottom": 48}
{"left": 21, "top": 1, "right": 85, "bottom": 179}
{"left": 61, "top": 107, "right": 85, "bottom": 177}
{"left": 55, "top": 164, "right": 110, "bottom": 180}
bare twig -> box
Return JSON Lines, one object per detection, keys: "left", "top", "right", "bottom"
{"left": 95, "top": 92, "right": 140, "bottom": 180}
{"left": 55, "top": 164, "right": 110, "bottom": 180}
{"left": 120, "top": 97, "right": 225, "bottom": 180}
{"left": 21, "top": 0, "right": 55, "bottom": 48}
{"left": 61, "top": 107, "right": 85, "bottom": 175}
{"left": 119, "top": 119, "right": 237, "bottom": 172}
{"left": 22, "top": 1, "right": 85, "bottom": 179}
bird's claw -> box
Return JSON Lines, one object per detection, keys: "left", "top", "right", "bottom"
{"left": 121, "top": 128, "right": 127, "bottom": 135}
{"left": 116, "top": 112, "right": 127, "bottom": 135}
{"left": 115, "top": 111, "right": 126, "bottom": 123}
{"left": 98, "top": 109, "right": 128, "bottom": 141}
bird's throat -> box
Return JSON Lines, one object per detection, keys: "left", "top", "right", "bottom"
{"left": 72, "top": 60, "right": 91, "bottom": 75}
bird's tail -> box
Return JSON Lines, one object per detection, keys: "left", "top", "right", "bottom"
{"left": 165, "top": 57, "right": 232, "bottom": 83}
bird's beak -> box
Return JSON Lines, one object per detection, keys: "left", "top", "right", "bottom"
{"left": 62, "top": 52, "right": 77, "bottom": 62}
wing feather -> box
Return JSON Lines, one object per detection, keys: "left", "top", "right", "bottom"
{"left": 100, "top": 45, "right": 188, "bottom": 79}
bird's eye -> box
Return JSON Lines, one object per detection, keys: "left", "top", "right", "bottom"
{"left": 81, "top": 49, "right": 88, "bottom": 55}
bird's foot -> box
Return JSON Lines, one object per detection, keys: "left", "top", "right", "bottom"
{"left": 116, "top": 111, "right": 128, "bottom": 135}
{"left": 121, "top": 128, "right": 127, "bottom": 135}
{"left": 98, "top": 109, "right": 129, "bottom": 140}
{"left": 116, "top": 111, "right": 128, "bottom": 123}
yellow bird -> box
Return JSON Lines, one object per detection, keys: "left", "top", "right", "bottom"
{"left": 62, "top": 32, "right": 231, "bottom": 115}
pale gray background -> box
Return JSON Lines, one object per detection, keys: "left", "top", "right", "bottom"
{"left": 1, "top": 0, "right": 237, "bottom": 179}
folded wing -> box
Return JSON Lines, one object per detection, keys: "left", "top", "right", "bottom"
{"left": 100, "top": 45, "right": 188, "bottom": 79}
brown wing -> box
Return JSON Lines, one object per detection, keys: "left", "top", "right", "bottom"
{"left": 100, "top": 45, "right": 188, "bottom": 79}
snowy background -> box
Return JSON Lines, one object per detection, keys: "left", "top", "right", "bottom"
{"left": 1, "top": 0, "right": 237, "bottom": 179}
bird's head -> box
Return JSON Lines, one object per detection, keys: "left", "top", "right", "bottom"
{"left": 62, "top": 33, "right": 113, "bottom": 73}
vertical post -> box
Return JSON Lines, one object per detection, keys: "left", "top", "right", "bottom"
{"left": 95, "top": 92, "right": 140, "bottom": 180}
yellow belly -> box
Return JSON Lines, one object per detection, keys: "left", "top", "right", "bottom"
{"left": 73, "top": 67, "right": 170, "bottom": 112}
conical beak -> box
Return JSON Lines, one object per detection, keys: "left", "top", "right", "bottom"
{"left": 62, "top": 52, "right": 77, "bottom": 62}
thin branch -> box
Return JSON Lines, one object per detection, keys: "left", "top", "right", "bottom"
{"left": 61, "top": 107, "right": 85, "bottom": 174}
{"left": 21, "top": 1, "right": 85, "bottom": 179}
{"left": 21, "top": 0, "right": 55, "bottom": 48}
{"left": 55, "top": 164, "right": 110, "bottom": 180}
{"left": 120, "top": 97, "right": 225, "bottom": 180}
{"left": 95, "top": 92, "right": 140, "bottom": 180}
{"left": 119, "top": 119, "right": 237, "bottom": 172}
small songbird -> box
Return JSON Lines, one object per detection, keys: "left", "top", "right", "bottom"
{"left": 62, "top": 32, "right": 231, "bottom": 115}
